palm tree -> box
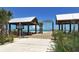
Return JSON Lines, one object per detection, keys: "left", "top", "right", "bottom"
{"left": 5, "top": 10, "right": 12, "bottom": 35}
{"left": 0, "top": 8, "right": 12, "bottom": 35}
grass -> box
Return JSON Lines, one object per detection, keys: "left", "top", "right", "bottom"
{"left": 52, "top": 30, "right": 79, "bottom": 52}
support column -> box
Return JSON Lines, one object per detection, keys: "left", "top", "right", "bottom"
{"left": 21, "top": 29, "right": 22, "bottom": 36}
{"left": 61, "top": 24, "right": 63, "bottom": 31}
{"left": 52, "top": 21, "right": 54, "bottom": 31}
{"left": 64, "top": 24, "right": 66, "bottom": 32}
{"left": 17, "top": 24, "right": 19, "bottom": 36}
{"left": 73, "top": 23, "right": 75, "bottom": 32}
{"left": 69, "top": 24, "right": 71, "bottom": 32}
{"left": 27, "top": 24, "right": 29, "bottom": 34}
{"left": 19, "top": 23, "right": 21, "bottom": 37}
{"left": 6, "top": 24, "right": 8, "bottom": 35}
{"left": 59, "top": 24, "right": 60, "bottom": 30}
{"left": 21, "top": 25, "right": 23, "bottom": 36}
{"left": 35, "top": 24, "right": 37, "bottom": 34}
{"left": 78, "top": 24, "right": 79, "bottom": 32}
{"left": 9, "top": 23, "right": 11, "bottom": 34}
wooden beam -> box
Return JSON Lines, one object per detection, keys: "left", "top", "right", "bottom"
{"left": 35, "top": 24, "right": 37, "bottom": 34}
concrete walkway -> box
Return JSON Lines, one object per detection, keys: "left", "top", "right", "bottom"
{"left": 0, "top": 38, "right": 51, "bottom": 52}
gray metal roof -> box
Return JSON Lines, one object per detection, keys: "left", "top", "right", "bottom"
{"left": 56, "top": 13, "right": 79, "bottom": 20}
{"left": 9, "top": 16, "right": 36, "bottom": 23}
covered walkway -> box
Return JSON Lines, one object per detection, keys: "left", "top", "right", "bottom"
{"left": 56, "top": 13, "right": 79, "bottom": 32}
{"left": 8, "top": 17, "right": 39, "bottom": 36}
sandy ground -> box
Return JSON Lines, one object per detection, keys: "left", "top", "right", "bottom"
{"left": 0, "top": 32, "right": 54, "bottom": 52}
{"left": 24, "top": 31, "right": 52, "bottom": 39}
{"left": 0, "top": 38, "right": 51, "bottom": 52}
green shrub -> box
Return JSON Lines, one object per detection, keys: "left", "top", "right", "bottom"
{"left": 8, "top": 34, "right": 14, "bottom": 43}
{"left": 0, "top": 34, "right": 14, "bottom": 45}
{"left": 0, "top": 35, "right": 6, "bottom": 45}
{"left": 52, "top": 31, "right": 79, "bottom": 52}
{"left": 6, "top": 34, "right": 14, "bottom": 43}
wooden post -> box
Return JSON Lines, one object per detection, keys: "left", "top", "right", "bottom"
{"left": 78, "top": 24, "right": 79, "bottom": 32}
{"left": 21, "top": 25, "right": 23, "bottom": 36}
{"left": 19, "top": 23, "right": 21, "bottom": 37}
{"left": 35, "top": 24, "right": 37, "bottom": 34}
{"left": 17, "top": 24, "right": 19, "bottom": 36}
{"left": 27, "top": 24, "right": 29, "bottom": 34}
{"left": 69, "top": 24, "right": 71, "bottom": 32}
{"left": 61, "top": 24, "right": 63, "bottom": 31}
{"left": 64, "top": 24, "right": 66, "bottom": 32}
{"left": 73, "top": 23, "right": 75, "bottom": 32}
{"left": 59, "top": 24, "right": 60, "bottom": 30}
{"left": 21, "top": 29, "right": 22, "bottom": 36}
{"left": 52, "top": 21, "right": 54, "bottom": 31}
{"left": 6, "top": 24, "right": 8, "bottom": 35}
{"left": 9, "top": 23, "right": 11, "bottom": 34}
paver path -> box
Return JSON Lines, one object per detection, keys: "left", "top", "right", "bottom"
{"left": 0, "top": 38, "right": 51, "bottom": 52}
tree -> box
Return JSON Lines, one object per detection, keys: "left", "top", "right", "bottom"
{"left": 5, "top": 10, "right": 12, "bottom": 35}
{"left": 0, "top": 8, "right": 12, "bottom": 35}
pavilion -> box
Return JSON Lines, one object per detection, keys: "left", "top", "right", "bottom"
{"left": 56, "top": 13, "right": 79, "bottom": 32}
{"left": 8, "top": 16, "right": 39, "bottom": 36}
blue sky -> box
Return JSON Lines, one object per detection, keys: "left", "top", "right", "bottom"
{"left": 4, "top": 7, "right": 79, "bottom": 20}
{"left": 2, "top": 7, "right": 79, "bottom": 31}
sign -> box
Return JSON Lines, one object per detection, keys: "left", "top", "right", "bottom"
{"left": 16, "top": 25, "right": 24, "bottom": 29}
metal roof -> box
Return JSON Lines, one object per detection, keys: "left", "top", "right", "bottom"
{"left": 9, "top": 16, "right": 36, "bottom": 23}
{"left": 56, "top": 13, "right": 79, "bottom": 20}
